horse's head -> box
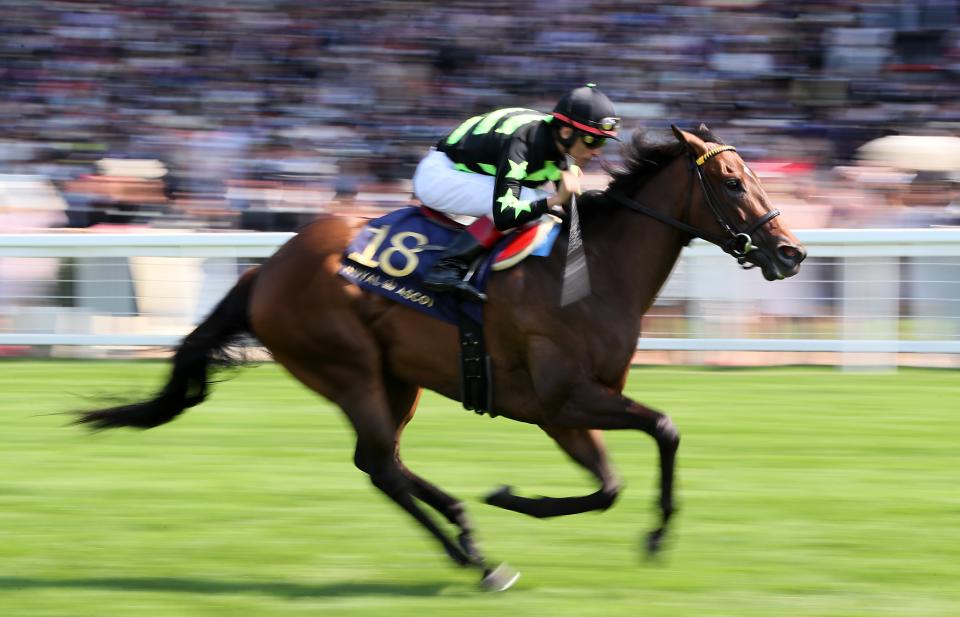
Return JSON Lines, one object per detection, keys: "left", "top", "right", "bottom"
{"left": 671, "top": 125, "right": 806, "bottom": 281}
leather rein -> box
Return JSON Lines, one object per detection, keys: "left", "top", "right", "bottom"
{"left": 608, "top": 145, "right": 780, "bottom": 269}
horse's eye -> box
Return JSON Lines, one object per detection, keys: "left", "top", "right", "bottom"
{"left": 725, "top": 178, "right": 743, "bottom": 192}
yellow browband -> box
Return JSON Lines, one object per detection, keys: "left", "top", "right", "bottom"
{"left": 695, "top": 145, "right": 737, "bottom": 166}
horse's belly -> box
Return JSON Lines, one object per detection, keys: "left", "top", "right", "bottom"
{"left": 368, "top": 303, "right": 544, "bottom": 422}
{"left": 370, "top": 303, "right": 462, "bottom": 396}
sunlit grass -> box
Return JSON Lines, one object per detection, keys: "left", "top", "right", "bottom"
{"left": 1, "top": 361, "right": 958, "bottom": 616}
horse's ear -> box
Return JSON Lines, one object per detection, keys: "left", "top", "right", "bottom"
{"left": 671, "top": 124, "right": 707, "bottom": 154}
{"left": 670, "top": 124, "right": 685, "bottom": 143}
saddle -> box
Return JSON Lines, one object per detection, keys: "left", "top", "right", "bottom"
{"left": 338, "top": 206, "right": 560, "bottom": 414}
{"left": 339, "top": 206, "right": 559, "bottom": 325}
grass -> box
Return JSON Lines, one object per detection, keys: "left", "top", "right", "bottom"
{"left": 0, "top": 360, "right": 958, "bottom": 616}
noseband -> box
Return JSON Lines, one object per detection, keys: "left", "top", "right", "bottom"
{"left": 609, "top": 144, "right": 781, "bottom": 269}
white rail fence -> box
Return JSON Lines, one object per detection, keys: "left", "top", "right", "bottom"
{"left": 0, "top": 230, "right": 958, "bottom": 365}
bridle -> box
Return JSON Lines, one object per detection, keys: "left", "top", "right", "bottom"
{"left": 608, "top": 144, "right": 781, "bottom": 269}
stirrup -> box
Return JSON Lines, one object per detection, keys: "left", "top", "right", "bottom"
{"left": 425, "top": 275, "right": 487, "bottom": 303}
{"left": 452, "top": 280, "right": 487, "bottom": 303}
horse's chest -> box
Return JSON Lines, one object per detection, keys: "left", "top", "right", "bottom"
{"left": 593, "top": 348, "right": 634, "bottom": 387}
{"left": 583, "top": 328, "right": 637, "bottom": 387}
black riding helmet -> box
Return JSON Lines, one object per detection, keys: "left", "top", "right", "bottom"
{"left": 551, "top": 84, "right": 620, "bottom": 139}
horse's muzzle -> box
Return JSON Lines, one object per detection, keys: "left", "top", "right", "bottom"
{"left": 767, "top": 241, "right": 806, "bottom": 280}
{"left": 750, "top": 240, "right": 806, "bottom": 281}
{"left": 777, "top": 242, "right": 806, "bottom": 271}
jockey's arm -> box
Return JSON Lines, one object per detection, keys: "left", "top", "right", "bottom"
{"left": 491, "top": 139, "right": 552, "bottom": 231}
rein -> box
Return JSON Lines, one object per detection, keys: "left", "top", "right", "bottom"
{"left": 608, "top": 145, "right": 780, "bottom": 269}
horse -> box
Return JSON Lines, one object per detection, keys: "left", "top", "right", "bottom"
{"left": 77, "top": 125, "right": 806, "bottom": 590}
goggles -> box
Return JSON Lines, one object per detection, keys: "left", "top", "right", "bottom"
{"left": 580, "top": 132, "right": 607, "bottom": 149}
{"left": 594, "top": 116, "right": 620, "bottom": 132}
{"left": 552, "top": 112, "right": 621, "bottom": 137}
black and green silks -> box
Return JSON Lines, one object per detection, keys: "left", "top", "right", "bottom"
{"left": 436, "top": 108, "right": 568, "bottom": 231}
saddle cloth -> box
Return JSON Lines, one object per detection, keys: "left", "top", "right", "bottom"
{"left": 338, "top": 206, "right": 559, "bottom": 325}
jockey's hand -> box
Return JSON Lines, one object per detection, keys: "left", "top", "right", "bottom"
{"left": 549, "top": 166, "right": 583, "bottom": 208}
{"left": 561, "top": 166, "right": 583, "bottom": 197}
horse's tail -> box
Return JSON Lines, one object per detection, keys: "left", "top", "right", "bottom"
{"left": 76, "top": 267, "right": 260, "bottom": 430}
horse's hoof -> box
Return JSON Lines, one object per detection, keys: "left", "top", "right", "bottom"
{"left": 483, "top": 485, "right": 513, "bottom": 507}
{"left": 644, "top": 528, "right": 666, "bottom": 556}
{"left": 481, "top": 563, "right": 520, "bottom": 592}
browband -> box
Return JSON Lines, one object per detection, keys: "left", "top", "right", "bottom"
{"left": 695, "top": 145, "right": 737, "bottom": 166}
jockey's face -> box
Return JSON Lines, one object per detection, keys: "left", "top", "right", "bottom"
{"left": 568, "top": 133, "right": 604, "bottom": 167}
{"left": 557, "top": 126, "right": 605, "bottom": 167}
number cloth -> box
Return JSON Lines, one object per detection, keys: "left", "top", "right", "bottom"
{"left": 339, "top": 207, "right": 559, "bottom": 324}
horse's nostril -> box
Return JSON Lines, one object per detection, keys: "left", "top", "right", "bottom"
{"left": 777, "top": 244, "right": 805, "bottom": 267}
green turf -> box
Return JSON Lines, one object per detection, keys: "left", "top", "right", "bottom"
{"left": 0, "top": 361, "right": 957, "bottom": 616}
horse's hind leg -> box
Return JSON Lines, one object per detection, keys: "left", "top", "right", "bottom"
{"left": 385, "top": 379, "right": 486, "bottom": 567}
{"left": 400, "top": 463, "right": 488, "bottom": 566}
{"left": 345, "top": 391, "right": 480, "bottom": 569}
{"left": 354, "top": 385, "right": 518, "bottom": 590}
{"left": 271, "top": 352, "right": 477, "bottom": 572}
{"left": 485, "top": 427, "right": 622, "bottom": 518}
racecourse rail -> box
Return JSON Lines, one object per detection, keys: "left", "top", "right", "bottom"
{"left": 1, "top": 229, "right": 959, "bottom": 359}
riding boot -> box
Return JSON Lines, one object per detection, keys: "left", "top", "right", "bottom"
{"left": 423, "top": 230, "right": 490, "bottom": 302}
{"left": 424, "top": 218, "right": 503, "bottom": 303}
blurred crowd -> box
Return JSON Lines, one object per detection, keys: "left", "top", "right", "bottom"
{"left": 1, "top": 0, "right": 959, "bottom": 231}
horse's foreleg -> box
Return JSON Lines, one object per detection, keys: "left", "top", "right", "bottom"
{"left": 485, "top": 427, "right": 621, "bottom": 518}
{"left": 549, "top": 387, "right": 681, "bottom": 555}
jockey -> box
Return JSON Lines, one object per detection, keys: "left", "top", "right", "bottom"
{"left": 415, "top": 84, "right": 620, "bottom": 302}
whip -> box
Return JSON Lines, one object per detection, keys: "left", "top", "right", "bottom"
{"left": 560, "top": 157, "right": 591, "bottom": 306}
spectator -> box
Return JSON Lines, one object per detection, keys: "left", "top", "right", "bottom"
{"left": 0, "top": 1, "right": 957, "bottom": 229}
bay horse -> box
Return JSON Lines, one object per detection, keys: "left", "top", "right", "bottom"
{"left": 78, "top": 125, "right": 806, "bottom": 589}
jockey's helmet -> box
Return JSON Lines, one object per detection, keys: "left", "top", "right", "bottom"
{"left": 552, "top": 84, "right": 620, "bottom": 139}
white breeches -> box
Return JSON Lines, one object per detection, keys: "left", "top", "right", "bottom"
{"left": 412, "top": 149, "right": 549, "bottom": 219}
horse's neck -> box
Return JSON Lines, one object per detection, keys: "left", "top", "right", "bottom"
{"left": 587, "top": 163, "right": 689, "bottom": 321}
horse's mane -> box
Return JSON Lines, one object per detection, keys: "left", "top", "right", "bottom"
{"left": 578, "top": 126, "right": 723, "bottom": 223}
{"left": 606, "top": 126, "right": 724, "bottom": 196}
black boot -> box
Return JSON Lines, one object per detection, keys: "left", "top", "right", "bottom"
{"left": 423, "top": 231, "right": 489, "bottom": 302}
